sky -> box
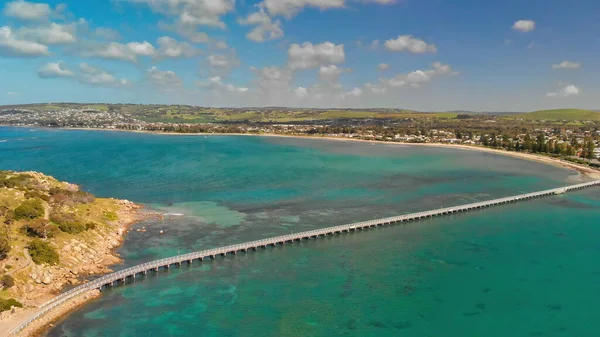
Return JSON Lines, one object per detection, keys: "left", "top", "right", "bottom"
{"left": 0, "top": 0, "right": 599, "bottom": 112}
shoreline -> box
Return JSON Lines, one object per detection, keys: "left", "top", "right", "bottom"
{"left": 0, "top": 198, "right": 147, "bottom": 337}
{"left": 1, "top": 125, "right": 599, "bottom": 335}
{"left": 13, "top": 125, "right": 599, "bottom": 180}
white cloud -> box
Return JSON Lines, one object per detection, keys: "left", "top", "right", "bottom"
{"left": 512, "top": 20, "right": 535, "bottom": 32}
{"left": 198, "top": 76, "right": 248, "bottom": 93}
{"left": 370, "top": 39, "right": 380, "bottom": 49}
{"left": 288, "top": 41, "right": 345, "bottom": 69}
{"left": 81, "top": 41, "right": 156, "bottom": 62}
{"left": 6, "top": 91, "right": 19, "bottom": 96}
{"left": 0, "top": 26, "right": 49, "bottom": 56}
{"left": 205, "top": 53, "right": 240, "bottom": 75}
{"left": 547, "top": 84, "right": 580, "bottom": 97}
{"left": 262, "top": 0, "right": 345, "bottom": 18}
{"left": 318, "top": 64, "right": 350, "bottom": 82}
{"left": 37, "top": 61, "right": 75, "bottom": 78}
{"left": 93, "top": 27, "right": 122, "bottom": 40}
{"left": 123, "top": 0, "right": 234, "bottom": 30}
{"left": 382, "top": 62, "right": 456, "bottom": 88}
{"left": 238, "top": 6, "right": 284, "bottom": 42}
{"left": 157, "top": 36, "right": 200, "bottom": 58}
{"left": 19, "top": 23, "right": 77, "bottom": 45}
{"left": 383, "top": 35, "right": 437, "bottom": 54}
{"left": 214, "top": 40, "right": 228, "bottom": 49}
{"left": 3, "top": 0, "right": 54, "bottom": 21}
{"left": 365, "top": 82, "right": 386, "bottom": 94}
{"left": 147, "top": 66, "right": 183, "bottom": 88}
{"left": 552, "top": 61, "right": 581, "bottom": 69}
{"left": 78, "top": 63, "right": 130, "bottom": 86}
{"left": 340, "top": 87, "right": 362, "bottom": 98}
{"left": 127, "top": 41, "right": 156, "bottom": 56}
{"left": 294, "top": 86, "right": 308, "bottom": 97}
{"left": 377, "top": 63, "right": 389, "bottom": 71}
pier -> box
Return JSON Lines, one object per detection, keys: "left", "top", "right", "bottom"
{"left": 10, "top": 179, "right": 600, "bottom": 335}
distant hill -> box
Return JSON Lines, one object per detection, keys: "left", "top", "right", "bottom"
{"left": 517, "top": 109, "right": 600, "bottom": 121}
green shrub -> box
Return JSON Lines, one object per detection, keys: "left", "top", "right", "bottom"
{"left": 104, "top": 211, "right": 118, "bottom": 221}
{"left": 1, "top": 173, "right": 34, "bottom": 189}
{"left": 23, "top": 219, "right": 60, "bottom": 238}
{"left": 24, "top": 190, "right": 50, "bottom": 202}
{"left": 0, "top": 233, "right": 10, "bottom": 260}
{"left": 57, "top": 222, "right": 86, "bottom": 234}
{"left": 85, "top": 222, "right": 97, "bottom": 230}
{"left": 13, "top": 198, "right": 44, "bottom": 220}
{"left": 50, "top": 211, "right": 86, "bottom": 234}
{"left": 50, "top": 189, "right": 95, "bottom": 205}
{"left": 2, "top": 275, "right": 15, "bottom": 288}
{"left": 28, "top": 239, "right": 59, "bottom": 265}
{"left": 0, "top": 298, "right": 23, "bottom": 312}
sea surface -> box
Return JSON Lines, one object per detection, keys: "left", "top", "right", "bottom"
{"left": 1, "top": 126, "right": 599, "bottom": 337}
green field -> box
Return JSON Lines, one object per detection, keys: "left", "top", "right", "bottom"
{"left": 516, "top": 109, "right": 600, "bottom": 121}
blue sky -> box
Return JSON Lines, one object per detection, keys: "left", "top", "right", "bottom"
{"left": 0, "top": 0, "right": 598, "bottom": 111}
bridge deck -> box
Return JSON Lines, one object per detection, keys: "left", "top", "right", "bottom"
{"left": 11, "top": 179, "right": 600, "bottom": 335}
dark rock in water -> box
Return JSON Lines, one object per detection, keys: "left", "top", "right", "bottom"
{"left": 481, "top": 288, "right": 492, "bottom": 293}
{"left": 393, "top": 321, "right": 412, "bottom": 330}
{"left": 368, "top": 320, "right": 388, "bottom": 329}
{"left": 345, "top": 319, "right": 357, "bottom": 330}
{"left": 463, "top": 312, "right": 480, "bottom": 317}
{"left": 545, "top": 304, "right": 563, "bottom": 311}
{"left": 476, "top": 303, "right": 486, "bottom": 310}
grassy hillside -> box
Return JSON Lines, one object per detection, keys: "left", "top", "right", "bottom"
{"left": 0, "top": 171, "right": 137, "bottom": 308}
{"left": 518, "top": 109, "right": 600, "bottom": 121}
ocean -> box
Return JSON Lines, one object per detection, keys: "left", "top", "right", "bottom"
{"left": 1, "top": 126, "right": 599, "bottom": 337}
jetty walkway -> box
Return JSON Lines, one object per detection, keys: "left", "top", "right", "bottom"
{"left": 10, "top": 180, "right": 600, "bottom": 335}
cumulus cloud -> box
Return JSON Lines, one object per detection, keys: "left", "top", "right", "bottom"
{"left": 552, "top": 61, "right": 581, "bottom": 69}
{"left": 318, "top": 64, "right": 350, "bottom": 82}
{"left": 238, "top": 6, "right": 284, "bottom": 42}
{"left": 382, "top": 62, "right": 456, "bottom": 88}
{"left": 547, "top": 84, "right": 580, "bottom": 97}
{"left": 294, "top": 86, "right": 308, "bottom": 97}
{"left": 157, "top": 36, "right": 201, "bottom": 58}
{"left": 262, "top": 0, "right": 345, "bottom": 18}
{"left": 3, "top": 0, "right": 56, "bottom": 21}
{"left": 214, "top": 40, "right": 228, "bottom": 49}
{"left": 37, "top": 61, "right": 75, "bottom": 78}
{"left": 18, "top": 23, "right": 77, "bottom": 45}
{"left": 340, "top": 87, "right": 362, "bottom": 98}
{"left": 383, "top": 35, "right": 437, "bottom": 54}
{"left": 79, "top": 63, "right": 131, "bottom": 86}
{"left": 0, "top": 26, "right": 49, "bottom": 56}
{"left": 80, "top": 41, "right": 156, "bottom": 62}
{"left": 512, "top": 20, "right": 535, "bottom": 32}
{"left": 365, "top": 82, "right": 386, "bottom": 94}
{"left": 93, "top": 27, "right": 122, "bottom": 40}
{"left": 288, "top": 41, "right": 345, "bottom": 69}
{"left": 123, "top": 0, "right": 235, "bottom": 30}
{"left": 197, "top": 76, "right": 248, "bottom": 93}
{"left": 377, "top": 63, "right": 389, "bottom": 71}
{"left": 146, "top": 66, "right": 183, "bottom": 89}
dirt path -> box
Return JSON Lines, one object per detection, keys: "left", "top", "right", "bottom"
{"left": 6, "top": 248, "right": 32, "bottom": 277}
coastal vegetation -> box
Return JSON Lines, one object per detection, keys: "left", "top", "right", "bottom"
{"left": 518, "top": 109, "right": 600, "bottom": 121}
{"left": 0, "top": 170, "right": 139, "bottom": 312}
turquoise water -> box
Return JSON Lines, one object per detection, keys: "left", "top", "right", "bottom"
{"left": 1, "top": 127, "right": 599, "bottom": 336}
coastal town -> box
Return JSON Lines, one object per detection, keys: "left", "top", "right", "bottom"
{"left": 2, "top": 104, "right": 599, "bottom": 164}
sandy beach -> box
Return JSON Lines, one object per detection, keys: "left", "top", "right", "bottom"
{"left": 59, "top": 127, "right": 600, "bottom": 180}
